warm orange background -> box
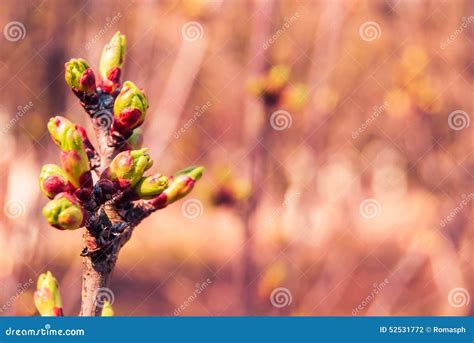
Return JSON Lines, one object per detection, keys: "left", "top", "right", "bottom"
{"left": 0, "top": 0, "right": 472, "bottom": 316}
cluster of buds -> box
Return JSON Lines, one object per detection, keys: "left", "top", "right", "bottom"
{"left": 34, "top": 271, "right": 63, "bottom": 316}
{"left": 40, "top": 116, "right": 94, "bottom": 230}
{"left": 41, "top": 31, "right": 204, "bottom": 234}
{"left": 249, "top": 64, "right": 308, "bottom": 111}
{"left": 64, "top": 32, "right": 148, "bottom": 140}
{"left": 47, "top": 116, "right": 92, "bottom": 189}
{"left": 37, "top": 30, "right": 205, "bottom": 317}
{"left": 102, "top": 150, "right": 203, "bottom": 206}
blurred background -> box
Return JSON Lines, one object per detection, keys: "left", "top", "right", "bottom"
{"left": 0, "top": 0, "right": 472, "bottom": 316}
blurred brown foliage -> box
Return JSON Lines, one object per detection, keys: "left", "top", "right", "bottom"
{"left": 0, "top": 0, "right": 472, "bottom": 316}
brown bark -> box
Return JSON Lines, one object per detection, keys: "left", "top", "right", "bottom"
{"left": 79, "top": 243, "right": 115, "bottom": 316}
{"left": 77, "top": 92, "right": 157, "bottom": 316}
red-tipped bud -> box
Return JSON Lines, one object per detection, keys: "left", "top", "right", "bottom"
{"left": 102, "top": 148, "right": 153, "bottom": 189}
{"left": 149, "top": 166, "right": 204, "bottom": 208}
{"left": 39, "top": 164, "right": 74, "bottom": 199}
{"left": 42, "top": 193, "right": 85, "bottom": 231}
{"left": 34, "top": 271, "right": 63, "bottom": 316}
{"left": 98, "top": 32, "right": 126, "bottom": 93}
{"left": 64, "top": 58, "right": 96, "bottom": 95}
{"left": 47, "top": 116, "right": 92, "bottom": 190}
{"left": 112, "top": 81, "right": 148, "bottom": 136}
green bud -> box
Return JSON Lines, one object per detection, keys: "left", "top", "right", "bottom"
{"left": 47, "top": 116, "right": 91, "bottom": 188}
{"left": 113, "top": 81, "right": 148, "bottom": 133}
{"left": 106, "top": 148, "right": 153, "bottom": 188}
{"left": 64, "top": 58, "right": 96, "bottom": 94}
{"left": 99, "top": 31, "right": 126, "bottom": 93}
{"left": 39, "top": 164, "right": 71, "bottom": 199}
{"left": 134, "top": 174, "right": 168, "bottom": 199}
{"left": 174, "top": 166, "right": 204, "bottom": 181}
{"left": 101, "top": 301, "right": 114, "bottom": 316}
{"left": 47, "top": 116, "right": 83, "bottom": 151}
{"left": 42, "top": 193, "right": 84, "bottom": 230}
{"left": 149, "top": 166, "right": 204, "bottom": 208}
{"left": 34, "top": 271, "right": 63, "bottom": 316}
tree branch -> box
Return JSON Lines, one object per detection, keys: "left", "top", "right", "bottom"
{"left": 43, "top": 33, "right": 205, "bottom": 316}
